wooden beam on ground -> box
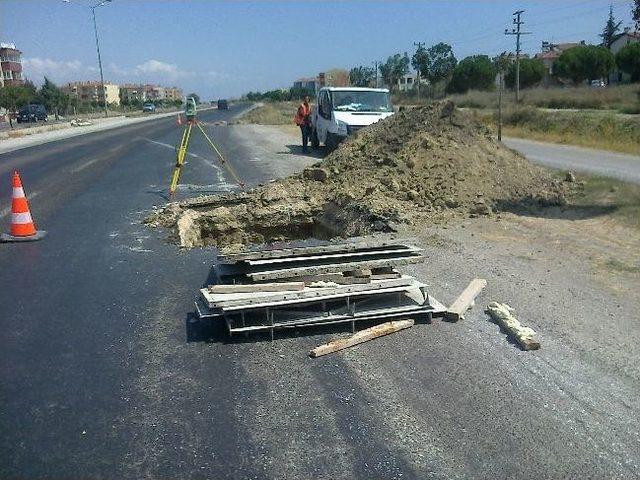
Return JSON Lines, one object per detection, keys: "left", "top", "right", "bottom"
{"left": 446, "top": 278, "right": 487, "bottom": 321}
{"left": 309, "top": 319, "right": 415, "bottom": 358}
{"left": 246, "top": 255, "right": 425, "bottom": 281}
{"left": 486, "top": 302, "right": 540, "bottom": 350}
{"left": 208, "top": 282, "right": 305, "bottom": 294}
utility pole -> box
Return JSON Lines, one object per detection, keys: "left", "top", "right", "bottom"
{"left": 505, "top": 10, "right": 531, "bottom": 103}
{"left": 413, "top": 41, "right": 425, "bottom": 98}
{"left": 498, "top": 71, "right": 503, "bottom": 141}
{"left": 372, "top": 60, "right": 379, "bottom": 88}
{"left": 91, "top": 0, "right": 112, "bottom": 117}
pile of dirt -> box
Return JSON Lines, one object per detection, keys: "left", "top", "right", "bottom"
{"left": 147, "top": 102, "right": 569, "bottom": 250}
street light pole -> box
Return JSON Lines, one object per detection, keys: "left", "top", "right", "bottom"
{"left": 91, "top": 1, "right": 111, "bottom": 117}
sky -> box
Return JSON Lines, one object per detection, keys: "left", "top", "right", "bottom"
{"left": 1, "top": 0, "right": 635, "bottom": 100}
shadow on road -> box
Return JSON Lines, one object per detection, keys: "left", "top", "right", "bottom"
{"left": 277, "top": 144, "right": 326, "bottom": 159}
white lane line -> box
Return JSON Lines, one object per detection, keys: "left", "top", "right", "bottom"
{"left": 0, "top": 190, "right": 41, "bottom": 218}
{"left": 71, "top": 157, "right": 102, "bottom": 173}
{"left": 142, "top": 137, "right": 235, "bottom": 192}
{"left": 142, "top": 138, "right": 200, "bottom": 158}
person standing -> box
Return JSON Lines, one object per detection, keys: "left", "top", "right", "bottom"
{"left": 294, "top": 96, "right": 312, "bottom": 153}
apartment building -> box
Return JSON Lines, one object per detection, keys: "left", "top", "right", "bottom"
{"left": 63, "top": 81, "right": 121, "bottom": 106}
{"left": 164, "top": 86, "right": 183, "bottom": 102}
{"left": 144, "top": 84, "right": 166, "bottom": 101}
{"left": 120, "top": 84, "right": 146, "bottom": 103}
{"left": 0, "top": 42, "right": 24, "bottom": 87}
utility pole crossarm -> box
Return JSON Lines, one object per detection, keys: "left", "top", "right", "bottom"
{"left": 504, "top": 9, "right": 531, "bottom": 103}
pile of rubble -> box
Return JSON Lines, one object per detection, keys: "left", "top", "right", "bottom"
{"left": 148, "top": 102, "right": 568, "bottom": 250}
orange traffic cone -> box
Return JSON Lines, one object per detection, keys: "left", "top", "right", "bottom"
{"left": 0, "top": 171, "right": 46, "bottom": 242}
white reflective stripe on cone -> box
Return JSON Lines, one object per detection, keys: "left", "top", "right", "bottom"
{"left": 12, "top": 187, "right": 25, "bottom": 198}
{"left": 11, "top": 212, "right": 33, "bottom": 224}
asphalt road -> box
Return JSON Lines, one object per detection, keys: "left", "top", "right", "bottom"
{"left": 503, "top": 136, "right": 640, "bottom": 184}
{"left": 0, "top": 108, "right": 638, "bottom": 479}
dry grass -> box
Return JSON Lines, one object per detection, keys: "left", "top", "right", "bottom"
{"left": 476, "top": 108, "right": 640, "bottom": 154}
{"left": 238, "top": 101, "right": 298, "bottom": 125}
{"left": 448, "top": 84, "right": 640, "bottom": 112}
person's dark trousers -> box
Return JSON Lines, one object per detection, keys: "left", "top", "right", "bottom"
{"left": 300, "top": 124, "right": 311, "bottom": 153}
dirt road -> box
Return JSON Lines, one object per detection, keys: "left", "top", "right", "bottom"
{"left": 502, "top": 136, "right": 640, "bottom": 184}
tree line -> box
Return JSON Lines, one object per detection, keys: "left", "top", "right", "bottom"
{"left": 0, "top": 77, "right": 184, "bottom": 117}
{"left": 347, "top": 2, "right": 639, "bottom": 95}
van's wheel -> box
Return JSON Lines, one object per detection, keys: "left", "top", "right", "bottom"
{"left": 311, "top": 128, "right": 319, "bottom": 149}
{"left": 326, "top": 133, "right": 339, "bottom": 152}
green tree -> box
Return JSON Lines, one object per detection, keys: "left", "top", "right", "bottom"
{"left": 426, "top": 43, "right": 457, "bottom": 83}
{"left": 0, "top": 85, "right": 37, "bottom": 112}
{"left": 349, "top": 66, "right": 376, "bottom": 87}
{"left": 411, "top": 44, "right": 429, "bottom": 79}
{"left": 554, "top": 45, "right": 615, "bottom": 84}
{"left": 600, "top": 5, "right": 622, "bottom": 47}
{"left": 505, "top": 58, "right": 546, "bottom": 89}
{"left": 616, "top": 42, "right": 640, "bottom": 82}
{"left": 413, "top": 42, "right": 457, "bottom": 86}
{"left": 634, "top": 0, "right": 640, "bottom": 32}
{"left": 446, "top": 55, "right": 496, "bottom": 93}
{"left": 379, "top": 53, "right": 410, "bottom": 89}
{"left": 39, "top": 77, "right": 70, "bottom": 119}
{"left": 187, "top": 93, "right": 200, "bottom": 104}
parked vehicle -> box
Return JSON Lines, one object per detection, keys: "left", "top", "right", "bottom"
{"left": 217, "top": 99, "right": 228, "bottom": 110}
{"left": 16, "top": 104, "right": 48, "bottom": 123}
{"left": 590, "top": 79, "right": 606, "bottom": 88}
{"left": 142, "top": 102, "right": 156, "bottom": 112}
{"left": 311, "top": 87, "right": 394, "bottom": 150}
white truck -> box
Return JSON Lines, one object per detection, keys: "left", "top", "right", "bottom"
{"left": 311, "top": 87, "right": 395, "bottom": 150}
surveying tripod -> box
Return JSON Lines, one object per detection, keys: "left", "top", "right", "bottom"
{"left": 169, "top": 97, "right": 244, "bottom": 199}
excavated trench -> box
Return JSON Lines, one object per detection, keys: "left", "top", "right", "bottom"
{"left": 147, "top": 102, "right": 572, "bottom": 251}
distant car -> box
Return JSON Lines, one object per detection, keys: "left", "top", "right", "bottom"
{"left": 16, "top": 104, "right": 47, "bottom": 123}
{"left": 590, "top": 80, "right": 606, "bottom": 88}
{"left": 142, "top": 103, "right": 156, "bottom": 112}
{"left": 217, "top": 99, "right": 228, "bottom": 110}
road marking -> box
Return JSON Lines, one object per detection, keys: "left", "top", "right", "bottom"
{"left": 142, "top": 138, "right": 200, "bottom": 158}
{"left": 0, "top": 190, "right": 41, "bottom": 218}
{"left": 71, "top": 157, "right": 102, "bottom": 173}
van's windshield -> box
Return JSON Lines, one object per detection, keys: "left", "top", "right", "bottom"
{"left": 332, "top": 91, "right": 392, "bottom": 113}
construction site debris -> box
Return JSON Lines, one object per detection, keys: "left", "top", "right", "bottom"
{"left": 446, "top": 278, "right": 487, "bottom": 321}
{"left": 70, "top": 118, "right": 93, "bottom": 127}
{"left": 486, "top": 302, "right": 541, "bottom": 350}
{"left": 309, "top": 319, "right": 415, "bottom": 358}
{"left": 195, "top": 240, "right": 446, "bottom": 338}
{"left": 147, "top": 101, "right": 569, "bottom": 250}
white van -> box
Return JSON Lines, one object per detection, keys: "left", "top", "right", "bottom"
{"left": 311, "top": 87, "right": 395, "bottom": 150}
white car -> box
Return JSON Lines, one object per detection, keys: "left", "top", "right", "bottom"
{"left": 311, "top": 87, "right": 395, "bottom": 150}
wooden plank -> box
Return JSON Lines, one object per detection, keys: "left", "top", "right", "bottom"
{"left": 246, "top": 255, "right": 426, "bottom": 281}
{"left": 200, "top": 277, "right": 417, "bottom": 309}
{"left": 309, "top": 320, "right": 415, "bottom": 358}
{"left": 446, "top": 278, "right": 487, "bottom": 321}
{"left": 218, "top": 241, "right": 414, "bottom": 263}
{"left": 218, "top": 283, "right": 421, "bottom": 312}
{"left": 244, "top": 246, "right": 421, "bottom": 266}
{"left": 208, "top": 282, "right": 305, "bottom": 294}
{"left": 486, "top": 302, "right": 540, "bottom": 350}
